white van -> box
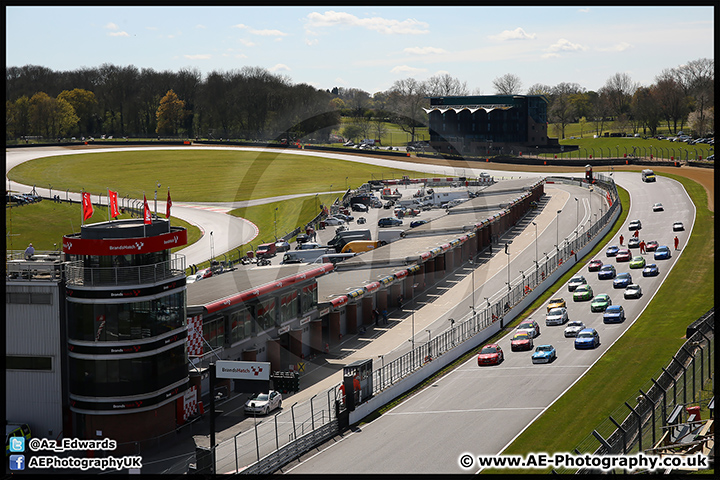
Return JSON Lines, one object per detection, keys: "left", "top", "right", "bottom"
{"left": 377, "top": 228, "right": 405, "bottom": 246}
{"left": 641, "top": 169, "right": 656, "bottom": 182}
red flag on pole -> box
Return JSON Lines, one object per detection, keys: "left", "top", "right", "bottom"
{"left": 166, "top": 189, "right": 172, "bottom": 219}
{"left": 82, "top": 192, "right": 94, "bottom": 221}
{"left": 109, "top": 190, "right": 120, "bottom": 218}
{"left": 143, "top": 195, "right": 152, "bottom": 225}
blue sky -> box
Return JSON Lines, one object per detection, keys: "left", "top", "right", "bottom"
{"left": 6, "top": 6, "right": 714, "bottom": 95}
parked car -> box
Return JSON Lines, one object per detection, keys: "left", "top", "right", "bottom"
{"left": 645, "top": 240, "right": 659, "bottom": 252}
{"left": 654, "top": 246, "right": 672, "bottom": 260}
{"left": 624, "top": 284, "right": 643, "bottom": 299}
{"left": 588, "top": 259, "right": 604, "bottom": 271}
{"left": 510, "top": 332, "right": 534, "bottom": 351}
{"left": 628, "top": 220, "right": 642, "bottom": 231}
{"left": 256, "top": 242, "right": 277, "bottom": 258}
{"left": 196, "top": 268, "right": 213, "bottom": 280}
{"left": 567, "top": 275, "right": 587, "bottom": 292}
{"left": 378, "top": 217, "right": 403, "bottom": 227}
{"left": 298, "top": 242, "right": 321, "bottom": 250}
{"left": 532, "top": 345, "right": 556, "bottom": 364}
{"left": 613, "top": 272, "right": 633, "bottom": 289}
{"left": 333, "top": 213, "right": 354, "bottom": 223}
{"left": 477, "top": 344, "right": 504, "bottom": 366}
{"left": 545, "top": 307, "right": 569, "bottom": 326}
{"left": 606, "top": 246, "right": 619, "bottom": 257}
{"left": 186, "top": 274, "right": 200, "bottom": 284}
{"left": 275, "top": 240, "right": 291, "bottom": 252}
{"left": 564, "top": 320, "right": 586, "bottom": 337}
{"left": 598, "top": 264, "right": 617, "bottom": 279}
{"left": 351, "top": 203, "right": 369, "bottom": 212}
{"left": 410, "top": 219, "right": 428, "bottom": 228}
{"left": 323, "top": 217, "right": 344, "bottom": 226}
{"left": 672, "top": 222, "right": 684, "bottom": 231}
{"left": 652, "top": 203, "right": 664, "bottom": 212}
{"left": 643, "top": 263, "right": 659, "bottom": 276}
{"left": 573, "top": 284, "right": 594, "bottom": 301}
{"left": 295, "top": 233, "right": 310, "bottom": 244}
{"left": 244, "top": 391, "right": 282, "bottom": 415}
{"left": 629, "top": 256, "right": 646, "bottom": 269}
{"left": 574, "top": 328, "right": 600, "bottom": 349}
{"left": 616, "top": 249, "right": 632, "bottom": 262}
{"left": 591, "top": 294, "right": 612, "bottom": 312}
{"left": 547, "top": 298, "right": 567, "bottom": 312}
{"left": 603, "top": 305, "right": 626, "bottom": 323}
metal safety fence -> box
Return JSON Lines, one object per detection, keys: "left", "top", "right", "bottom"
{"left": 221, "top": 174, "right": 620, "bottom": 474}
{"left": 555, "top": 308, "right": 714, "bottom": 474}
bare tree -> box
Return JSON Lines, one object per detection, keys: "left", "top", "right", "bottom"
{"left": 386, "top": 78, "right": 428, "bottom": 144}
{"left": 526, "top": 83, "right": 552, "bottom": 96}
{"left": 425, "top": 73, "right": 469, "bottom": 97}
{"left": 601, "top": 72, "right": 638, "bottom": 118}
{"left": 654, "top": 70, "right": 690, "bottom": 133}
{"left": 492, "top": 73, "right": 523, "bottom": 95}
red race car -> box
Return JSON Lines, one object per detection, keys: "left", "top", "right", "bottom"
{"left": 616, "top": 248, "right": 632, "bottom": 262}
{"left": 588, "top": 259, "right": 603, "bottom": 271}
{"left": 510, "top": 332, "right": 534, "bottom": 351}
{"left": 477, "top": 344, "right": 504, "bottom": 366}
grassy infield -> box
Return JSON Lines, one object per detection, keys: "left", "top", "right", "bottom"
{"left": 6, "top": 144, "right": 714, "bottom": 473}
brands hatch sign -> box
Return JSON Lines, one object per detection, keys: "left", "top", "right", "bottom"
{"left": 62, "top": 229, "right": 187, "bottom": 256}
{"left": 215, "top": 360, "right": 270, "bottom": 381}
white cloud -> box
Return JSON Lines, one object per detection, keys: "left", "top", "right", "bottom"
{"left": 597, "top": 42, "right": 632, "bottom": 52}
{"left": 184, "top": 54, "right": 212, "bottom": 60}
{"left": 578, "top": 8, "right": 590, "bottom": 13}
{"left": 238, "top": 39, "right": 255, "bottom": 47}
{"left": 545, "top": 38, "right": 588, "bottom": 53}
{"left": 403, "top": 46, "right": 447, "bottom": 55}
{"left": 104, "top": 22, "right": 119, "bottom": 30}
{"left": 108, "top": 31, "right": 130, "bottom": 37}
{"left": 489, "top": 27, "right": 536, "bottom": 41}
{"left": 195, "top": 24, "right": 206, "bottom": 29}
{"left": 306, "top": 10, "right": 429, "bottom": 35}
{"left": 305, "top": 38, "right": 319, "bottom": 46}
{"left": 269, "top": 64, "right": 291, "bottom": 72}
{"left": 232, "top": 23, "right": 289, "bottom": 37}
{"left": 390, "top": 65, "right": 428, "bottom": 75}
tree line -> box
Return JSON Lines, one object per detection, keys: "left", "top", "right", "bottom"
{"left": 5, "top": 58, "right": 713, "bottom": 143}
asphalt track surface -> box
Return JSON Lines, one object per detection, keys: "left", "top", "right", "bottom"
{"left": 5, "top": 146, "right": 694, "bottom": 474}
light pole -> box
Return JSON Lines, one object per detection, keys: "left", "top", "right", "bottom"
{"left": 574, "top": 197, "right": 579, "bottom": 240}
{"left": 531, "top": 221, "right": 538, "bottom": 268}
{"left": 274, "top": 207, "right": 278, "bottom": 239}
{"left": 505, "top": 242, "right": 511, "bottom": 291}
{"left": 468, "top": 256, "right": 475, "bottom": 313}
{"left": 555, "top": 210, "right": 561, "bottom": 251}
{"left": 210, "top": 231, "right": 215, "bottom": 263}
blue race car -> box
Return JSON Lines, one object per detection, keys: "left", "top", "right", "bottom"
{"left": 643, "top": 263, "right": 659, "bottom": 277}
{"left": 603, "top": 305, "right": 626, "bottom": 324}
{"left": 613, "top": 272, "right": 632, "bottom": 289}
{"left": 606, "top": 245, "right": 619, "bottom": 257}
{"left": 598, "top": 264, "right": 616, "bottom": 279}
{"left": 574, "top": 328, "right": 600, "bottom": 349}
{"left": 531, "top": 345, "right": 557, "bottom": 364}
{"left": 654, "top": 246, "right": 672, "bottom": 260}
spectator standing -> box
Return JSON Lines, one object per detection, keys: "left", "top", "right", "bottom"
{"left": 24, "top": 243, "right": 35, "bottom": 259}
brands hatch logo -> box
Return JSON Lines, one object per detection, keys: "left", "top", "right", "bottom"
{"left": 251, "top": 366, "right": 264, "bottom": 376}
{"left": 63, "top": 241, "right": 72, "bottom": 250}
{"left": 164, "top": 235, "right": 179, "bottom": 245}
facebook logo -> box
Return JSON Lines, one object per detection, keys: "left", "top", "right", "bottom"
{"left": 9, "top": 454, "right": 25, "bottom": 470}
{"left": 9, "top": 436, "right": 25, "bottom": 453}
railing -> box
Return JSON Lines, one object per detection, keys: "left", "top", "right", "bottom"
{"left": 65, "top": 254, "right": 186, "bottom": 286}
{"left": 557, "top": 308, "right": 714, "bottom": 474}
{"left": 216, "top": 174, "right": 620, "bottom": 475}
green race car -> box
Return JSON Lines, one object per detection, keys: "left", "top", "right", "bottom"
{"left": 590, "top": 294, "right": 612, "bottom": 312}
{"left": 573, "top": 284, "right": 594, "bottom": 301}
{"left": 629, "top": 255, "right": 646, "bottom": 269}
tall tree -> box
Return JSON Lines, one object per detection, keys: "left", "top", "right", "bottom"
{"left": 425, "top": 73, "right": 469, "bottom": 97}
{"left": 601, "top": 72, "right": 638, "bottom": 118}
{"left": 492, "top": 73, "right": 523, "bottom": 95}
{"left": 156, "top": 89, "right": 186, "bottom": 136}
{"left": 57, "top": 88, "right": 98, "bottom": 137}
{"left": 653, "top": 70, "right": 690, "bottom": 133}
{"left": 386, "top": 78, "right": 428, "bottom": 144}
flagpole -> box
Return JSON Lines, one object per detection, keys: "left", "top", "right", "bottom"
{"left": 107, "top": 188, "right": 110, "bottom": 222}
{"left": 143, "top": 191, "right": 146, "bottom": 238}
{"left": 81, "top": 189, "right": 84, "bottom": 226}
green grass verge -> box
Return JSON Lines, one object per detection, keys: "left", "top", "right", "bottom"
{"left": 5, "top": 200, "right": 200, "bottom": 255}
{"left": 7, "top": 150, "right": 424, "bottom": 203}
{"left": 484, "top": 173, "right": 714, "bottom": 474}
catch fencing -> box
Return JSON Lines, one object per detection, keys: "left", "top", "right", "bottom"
{"left": 555, "top": 308, "right": 714, "bottom": 474}
{"left": 213, "top": 174, "right": 620, "bottom": 474}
